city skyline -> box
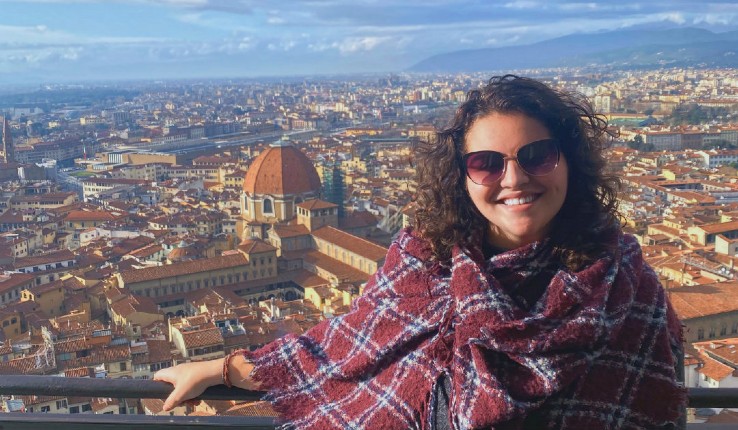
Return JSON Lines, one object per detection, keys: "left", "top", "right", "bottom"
{"left": 2, "top": 0, "right": 738, "bottom": 86}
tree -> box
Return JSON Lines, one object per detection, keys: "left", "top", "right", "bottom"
{"left": 627, "top": 134, "right": 644, "bottom": 150}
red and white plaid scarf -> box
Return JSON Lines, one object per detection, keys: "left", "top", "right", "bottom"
{"left": 245, "top": 228, "right": 685, "bottom": 429}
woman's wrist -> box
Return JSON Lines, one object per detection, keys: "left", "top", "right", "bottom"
{"left": 204, "top": 357, "right": 227, "bottom": 387}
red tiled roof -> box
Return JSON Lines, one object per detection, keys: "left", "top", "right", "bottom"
{"left": 110, "top": 294, "right": 161, "bottom": 317}
{"left": 238, "top": 239, "right": 276, "bottom": 255}
{"left": 243, "top": 144, "right": 321, "bottom": 196}
{"left": 697, "top": 353, "right": 735, "bottom": 381}
{"left": 181, "top": 326, "right": 224, "bottom": 348}
{"left": 64, "top": 210, "right": 118, "bottom": 222}
{"left": 271, "top": 224, "right": 310, "bottom": 239}
{"left": 0, "top": 273, "right": 35, "bottom": 293}
{"left": 119, "top": 253, "right": 249, "bottom": 285}
{"left": 297, "top": 199, "right": 337, "bottom": 211}
{"left": 222, "top": 400, "right": 279, "bottom": 417}
{"left": 669, "top": 281, "right": 738, "bottom": 320}
{"left": 312, "top": 225, "right": 387, "bottom": 261}
{"left": 302, "top": 249, "right": 370, "bottom": 284}
{"left": 13, "top": 249, "right": 75, "bottom": 269}
{"left": 698, "top": 221, "right": 738, "bottom": 235}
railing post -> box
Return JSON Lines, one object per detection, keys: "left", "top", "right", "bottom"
{"left": 677, "top": 346, "right": 687, "bottom": 430}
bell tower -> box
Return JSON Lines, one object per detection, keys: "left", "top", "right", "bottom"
{"left": 0, "top": 116, "right": 14, "bottom": 164}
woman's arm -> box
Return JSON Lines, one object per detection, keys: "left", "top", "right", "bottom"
{"left": 153, "top": 353, "right": 258, "bottom": 411}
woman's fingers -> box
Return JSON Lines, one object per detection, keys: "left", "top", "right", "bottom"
{"left": 152, "top": 360, "right": 223, "bottom": 412}
{"left": 152, "top": 368, "right": 173, "bottom": 383}
{"left": 162, "top": 388, "right": 186, "bottom": 411}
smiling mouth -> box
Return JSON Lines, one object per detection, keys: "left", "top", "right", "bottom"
{"left": 499, "top": 195, "right": 538, "bottom": 206}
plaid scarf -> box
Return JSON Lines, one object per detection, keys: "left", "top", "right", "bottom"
{"left": 245, "top": 228, "right": 685, "bottom": 429}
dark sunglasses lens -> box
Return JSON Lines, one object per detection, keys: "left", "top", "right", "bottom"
{"left": 466, "top": 152, "right": 504, "bottom": 184}
{"left": 518, "top": 140, "right": 559, "bottom": 176}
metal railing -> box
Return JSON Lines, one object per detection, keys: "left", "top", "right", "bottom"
{"left": 0, "top": 375, "right": 737, "bottom": 429}
{"left": 0, "top": 375, "right": 276, "bottom": 429}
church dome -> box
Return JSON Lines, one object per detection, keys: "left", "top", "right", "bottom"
{"left": 243, "top": 141, "right": 321, "bottom": 196}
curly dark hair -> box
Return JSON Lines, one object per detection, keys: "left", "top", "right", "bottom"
{"left": 413, "top": 74, "right": 621, "bottom": 270}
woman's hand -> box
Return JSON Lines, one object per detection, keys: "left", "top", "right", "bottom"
{"left": 154, "top": 354, "right": 260, "bottom": 412}
{"left": 154, "top": 359, "right": 223, "bottom": 411}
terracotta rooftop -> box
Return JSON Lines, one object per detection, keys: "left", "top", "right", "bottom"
{"left": 338, "top": 210, "right": 379, "bottom": 230}
{"left": 13, "top": 249, "right": 75, "bottom": 269}
{"left": 110, "top": 294, "right": 160, "bottom": 318}
{"left": 312, "top": 225, "right": 387, "bottom": 261}
{"left": 694, "top": 338, "right": 738, "bottom": 366}
{"left": 302, "top": 249, "right": 370, "bottom": 284}
{"left": 669, "top": 281, "right": 738, "bottom": 320}
{"left": 180, "top": 326, "right": 224, "bottom": 349}
{"left": 64, "top": 210, "right": 119, "bottom": 222}
{"left": 271, "top": 223, "right": 310, "bottom": 239}
{"left": 221, "top": 401, "right": 279, "bottom": 417}
{"left": 698, "top": 220, "right": 738, "bottom": 235}
{"left": 0, "top": 272, "right": 35, "bottom": 293}
{"left": 9, "top": 192, "right": 77, "bottom": 203}
{"left": 118, "top": 253, "right": 249, "bottom": 285}
{"left": 243, "top": 143, "right": 321, "bottom": 196}
{"left": 297, "top": 199, "right": 337, "bottom": 211}
{"left": 238, "top": 239, "right": 276, "bottom": 255}
{"left": 697, "top": 352, "right": 735, "bottom": 381}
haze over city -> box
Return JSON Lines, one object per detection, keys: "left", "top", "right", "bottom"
{"left": 2, "top": 0, "right": 738, "bottom": 85}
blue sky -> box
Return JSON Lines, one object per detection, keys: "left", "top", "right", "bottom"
{"left": 1, "top": 0, "right": 738, "bottom": 85}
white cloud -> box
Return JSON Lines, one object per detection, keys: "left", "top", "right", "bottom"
{"left": 661, "top": 12, "right": 686, "bottom": 24}
{"left": 557, "top": 3, "right": 598, "bottom": 11}
{"left": 503, "top": 1, "right": 541, "bottom": 10}
{"left": 267, "top": 16, "right": 285, "bottom": 24}
{"left": 0, "top": 46, "right": 85, "bottom": 69}
{"left": 336, "top": 36, "right": 390, "bottom": 54}
{"left": 693, "top": 13, "right": 738, "bottom": 26}
{"left": 237, "top": 36, "right": 255, "bottom": 50}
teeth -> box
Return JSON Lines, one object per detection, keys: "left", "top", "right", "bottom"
{"left": 502, "top": 195, "right": 536, "bottom": 206}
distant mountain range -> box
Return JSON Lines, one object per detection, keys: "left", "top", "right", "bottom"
{"left": 408, "top": 28, "right": 738, "bottom": 73}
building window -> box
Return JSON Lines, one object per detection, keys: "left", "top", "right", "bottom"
{"left": 264, "top": 198, "right": 273, "bottom": 214}
{"left": 709, "top": 327, "right": 716, "bottom": 338}
{"left": 721, "top": 324, "right": 727, "bottom": 336}
{"left": 697, "top": 328, "right": 704, "bottom": 340}
{"left": 41, "top": 406, "right": 50, "bottom": 413}
{"left": 732, "top": 322, "right": 738, "bottom": 334}
{"left": 120, "top": 362, "right": 127, "bottom": 371}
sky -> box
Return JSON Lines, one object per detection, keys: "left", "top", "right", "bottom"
{"left": 1, "top": 0, "right": 738, "bottom": 85}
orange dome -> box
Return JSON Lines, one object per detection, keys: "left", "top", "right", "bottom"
{"left": 243, "top": 142, "right": 321, "bottom": 196}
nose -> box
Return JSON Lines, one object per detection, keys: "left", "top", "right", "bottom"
{"left": 499, "top": 158, "right": 530, "bottom": 188}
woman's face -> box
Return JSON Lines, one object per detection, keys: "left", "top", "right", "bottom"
{"left": 464, "top": 112, "right": 568, "bottom": 250}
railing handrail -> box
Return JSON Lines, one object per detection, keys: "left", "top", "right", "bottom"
{"left": 0, "top": 375, "right": 264, "bottom": 401}
{"left": 1, "top": 375, "right": 737, "bottom": 408}
{"left": 0, "top": 413, "right": 276, "bottom": 429}
{"left": 1, "top": 375, "right": 738, "bottom": 429}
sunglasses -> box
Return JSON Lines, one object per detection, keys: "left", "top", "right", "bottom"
{"left": 463, "top": 138, "right": 560, "bottom": 185}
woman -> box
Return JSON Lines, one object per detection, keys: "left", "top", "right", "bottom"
{"left": 155, "top": 75, "right": 685, "bottom": 429}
